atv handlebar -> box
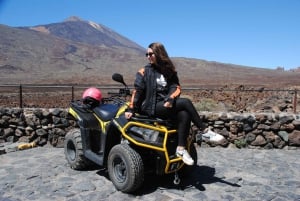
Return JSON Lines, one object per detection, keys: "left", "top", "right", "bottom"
{"left": 103, "top": 88, "right": 131, "bottom": 106}
{"left": 102, "top": 73, "right": 131, "bottom": 106}
{"left": 107, "top": 88, "right": 131, "bottom": 96}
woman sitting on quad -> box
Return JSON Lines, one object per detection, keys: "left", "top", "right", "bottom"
{"left": 125, "top": 42, "right": 207, "bottom": 166}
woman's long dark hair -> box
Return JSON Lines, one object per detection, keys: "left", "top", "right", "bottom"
{"left": 148, "top": 42, "right": 176, "bottom": 80}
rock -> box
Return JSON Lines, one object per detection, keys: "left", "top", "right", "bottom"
{"left": 257, "top": 124, "right": 270, "bottom": 131}
{"left": 279, "top": 115, "right": 294, "bottom": 124}
{"left": 245, "top": 133, "right": 256, "bottom": 143}
{"left": 36, "top": 128, "right": 48, "bottom": 136}
{"left": 272, "top": 106, "right": 281, "bottom": 113}
{"left": 278, "top": 131, "right": 289, "bottom": 142}
{"left": 292, "top": 120, "right": 300, "bottom": 129}
{"left": 280, "top": 123, "right": 295, "bottom": 132}
{"left": 3, "top": 128, "right": 14, "bottom": 138}
{"left": 270, "top": 122, "right": 281, "bottom": 131}
{"left": 273, "top": 135, "right": 286, "bottom": 148}
{"left": 243, "top": 123, "right": 253, "bottom": 132}
{"left": 263, "top": 131, "right": 276, "bottom": 143}
{"left": 251, "top": 135, "right": 267, "bottom": 146}
{"left": 255, "top": 114, "right": 268, "bottom": 123}
{"left": 288, "top": 130, "right": 300, "bottom": 146}
{"left": 264, "top": 142, "right": 274, "bottom": 149}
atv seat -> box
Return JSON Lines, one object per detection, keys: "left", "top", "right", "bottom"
{"left": 70, "top": 101, "right": 101, "bottom": 129}
{"left": 93, "top": 104, "right": 119, "bottom": 121}
{"left": 70, "top": 101, "right": 119, "bottom": 122}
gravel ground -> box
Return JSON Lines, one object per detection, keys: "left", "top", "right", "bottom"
{"left": 0, "top": 146, "right": 300, "bottom": 201}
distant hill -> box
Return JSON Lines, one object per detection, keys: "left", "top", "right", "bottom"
{"left": 0, "top": 16, "right": 299, "bottom": 88}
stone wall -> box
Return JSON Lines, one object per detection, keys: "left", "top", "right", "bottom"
{"left": 0, "top": 108, "right": 299, "bottom": 154}
{"left": 0, "top": 108, "right": 75, "bottom": 152}
{"left": 200, "top": 112, "right": 300, "bottom": 149}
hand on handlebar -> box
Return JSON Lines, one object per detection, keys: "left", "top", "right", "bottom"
{"left": 125, "top": 112, "right": 133, "bottom": 119}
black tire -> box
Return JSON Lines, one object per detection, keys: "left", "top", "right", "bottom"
{"left": 107, "top": 144, "right": 144, "bottom": 193}
{"left": 64, "top": 128, "right": 92, "bottom": 170}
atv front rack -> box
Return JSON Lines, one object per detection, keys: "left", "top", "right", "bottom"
{"left": 114, "top": 115, "right": 184, "bottom": 174}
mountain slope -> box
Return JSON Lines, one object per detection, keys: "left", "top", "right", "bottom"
{"left": 0, "top": 19, "right": 146, "bottom": 84}
{"left": 29, "top": 16, "right": 144, "bottom": 51}
{"left": 0, "top": 16, "right": 299, "bottom": 87}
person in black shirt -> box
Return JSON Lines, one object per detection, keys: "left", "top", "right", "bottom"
{"left": 125, "top": 42, "right": 205, "bottom": 165}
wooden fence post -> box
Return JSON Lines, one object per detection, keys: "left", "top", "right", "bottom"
{"left": 71, "top": 86, "right": 74, "bottom": 101}
{"left": 19, "top": 84, "right": 23, "bottom": 108}
{"left": 294, "top": 89, "right": 297, "bottom": 113}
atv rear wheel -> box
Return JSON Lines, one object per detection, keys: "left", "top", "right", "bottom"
{"left": 64, "top": 128, "right": 92, "bottom": 170}
{"left": 107, "top": 144, "right": 144, "bottom": 193}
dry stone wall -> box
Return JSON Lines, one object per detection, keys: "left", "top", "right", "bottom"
{"left": 200, "top": 112, "right": 300, "bottom": 149}
{"left": 0, "top": 108, "right": 299, "bottom": 154}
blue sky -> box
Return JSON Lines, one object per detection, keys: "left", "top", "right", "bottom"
{"left": 0, "top": 0, "right": 299, "bottom": 70}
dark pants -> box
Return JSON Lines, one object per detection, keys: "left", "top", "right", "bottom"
{"left": 155, "top": 98, "right": 203, "bottom": 146}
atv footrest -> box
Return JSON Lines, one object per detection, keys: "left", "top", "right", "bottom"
{"left": 84, "top": 150, "right": 104, "bottom": 166}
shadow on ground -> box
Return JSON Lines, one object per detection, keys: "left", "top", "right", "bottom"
{"left": 137, "top": 165, "right": 241, "bottom": 195}
{"left": 97, "top": 165, "right": 241, "bottom": 195}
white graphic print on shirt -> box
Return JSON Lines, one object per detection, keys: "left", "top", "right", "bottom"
{"left": 156, "top": 74, "right": 167, "bottom": 88}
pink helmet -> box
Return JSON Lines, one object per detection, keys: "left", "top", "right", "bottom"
{"left": 82, "top": 87, "right": 102, "bottom": 102}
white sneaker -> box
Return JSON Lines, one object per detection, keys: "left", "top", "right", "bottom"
{"left": 202, "top": 129, "right": 225, "bottom": 142}
{"left": 176, "top": 148, "right": 194, "bottom": 165}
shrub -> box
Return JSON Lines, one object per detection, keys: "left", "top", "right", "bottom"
{"left": 194, "top": 98, "right": 218, "bottom": 112}
{"left": 234, "top": 138, "right": 247, "bottom": 148}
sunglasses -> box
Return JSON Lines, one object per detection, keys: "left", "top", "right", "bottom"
{"left": 145, "top": 52, "right": 154, "bottom": 57}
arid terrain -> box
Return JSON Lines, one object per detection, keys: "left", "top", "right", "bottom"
{"left": 0, "top": 83, "right": 299, "bottom": 114}
{"left": 0, "top": 16, "right": 299, "bottom": 113}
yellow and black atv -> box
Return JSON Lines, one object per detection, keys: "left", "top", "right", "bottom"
{"left": 64, "top": 73, "right": 199, "bottom": 193}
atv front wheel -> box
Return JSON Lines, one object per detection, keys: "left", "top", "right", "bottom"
{"left": 107, "top": 144, "right": 144, "bottom": 193}
{"left": 64, "top": 128, "right": 92, "bottom": 170}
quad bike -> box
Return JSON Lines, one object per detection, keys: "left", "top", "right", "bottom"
{"left": 64, "top": 73, "right": 200, "bottom": 193}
